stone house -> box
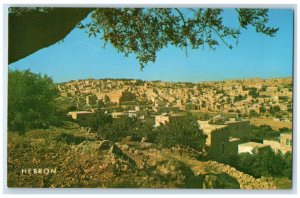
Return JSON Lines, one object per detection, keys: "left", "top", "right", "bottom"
{"left": 267, "top": 133, "right": 293, "bottom": 154}
{"left": 67, "top": 111, "right": 95, "bottom": 120}
{"left": 208, "top": 121, "right": 250, "bottom": 162}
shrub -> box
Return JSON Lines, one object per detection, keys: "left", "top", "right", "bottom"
{"left": 8, "top": 70, "right": 59, "bottom": 135}
{"left": 156, "top": 114, "right": 207, "bottom": 150}
{"left": 54, "top": 133, "right": 89, "bottom": 145}
{"left": 229, "top": 148, "right": 292, "bottom": 179}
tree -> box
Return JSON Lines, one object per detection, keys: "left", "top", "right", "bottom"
{"left": 8, "top": 70, "right": 59, "bottom": 135}
{"left": 120, "top": 90, "right": 137, "bottom": 103}
{"left": 234, "top": 95, "right": 244, "bottom": 102}
{"left": 248, "top": 87, "right": 259, "bottom": 98}
{"left": 282, "top": 152, "right": 292, "bottom": 179}
{"left": 259, "top": 106, "right": 267, "bottom": 113}
{"left": 261, "top": 85, "right": 267, "bottom": 91}
{"left": 156, "top": 114, "right": 207, "bottom": 150}
{"left": 248, "top": 124, "right": 279, "bottom": 141}
{"left": 75, "top": 101, "right": 113, "bottom": 131}
{"left": 233, "top": 147, "right": 291, "bottom": 178}
{"left": 137, "top": 122, "right": 157, "bottom": 143}
{"left": 9, "top": 8, "right": 278, "bottom": 68}
{"left": 269, "top": 105, "right": 281, "bottom": 115}
{"left": 96, "top": 117, "right": 139, "bottom": 142}
{"left": 249, "top": 109, "right": 259, "bottom": 118}
{"left": 104, "top": 95, "right": 111, "bottom": 103}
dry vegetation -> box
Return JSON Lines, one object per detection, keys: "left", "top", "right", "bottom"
{"left": 7, "top": 125, "right": 291, "bottom": 189}
{"left": 250, "top": 118, "right": 292, "bottom": 131}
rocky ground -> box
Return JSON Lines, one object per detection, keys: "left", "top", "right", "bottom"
{"left": 7, "top": 124, "right": 292, "bottom": 189}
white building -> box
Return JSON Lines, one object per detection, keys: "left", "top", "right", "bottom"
{"left": 238, "top": 142, "right": 269, "bottom": 154}
{"left": 155, "top": 115, "right": 170, "bottom": 127}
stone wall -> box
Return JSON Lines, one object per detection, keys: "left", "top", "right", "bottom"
{"left": 200, "top": 161, "right": 277, "bottom": 189}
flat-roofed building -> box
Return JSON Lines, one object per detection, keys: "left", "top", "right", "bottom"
{"left": 238, "top": 142, "right": 269, "bottom": 154}
{"left": 67, "top": 111, "right": 95, "bottom": 120}
{"left": 198, "top": 120, "right": 227, "bottom": 146}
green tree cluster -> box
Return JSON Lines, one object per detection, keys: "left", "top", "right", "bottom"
{"left": 8, "top": 70, "right": 59, "bottom": 135}
{"left": 155, "top": 114, "right": 207, "bottom": 150}
{"left": 248, "top": 124, "right": 279, "bottom": 141}
{"left": 229, "top": 148, "right": 292, "bottom": 179}
{"left": 120, "top": 91, "right": 137, "bottom": 103}
{"left": 75, "top": 101, "right": 113, "bottom": 131}
{"left": 248, "top": 87, "right": 259, "bottom": 98}
{"left": 96, "top": 117, "right": 140, "bottom": 142}
{"left": 269, "top": 105, "right": 281, "bottom": 115}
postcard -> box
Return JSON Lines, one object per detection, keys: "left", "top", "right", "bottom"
{"left": 6, "top": 6, "right": 294, "bottom": 189}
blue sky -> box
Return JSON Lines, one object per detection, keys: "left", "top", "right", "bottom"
{"left": 9, "top": 8, "right": 294, "bottom": 83}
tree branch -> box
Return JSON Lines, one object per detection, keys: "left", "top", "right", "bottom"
{"left": 210, "top": 27, "right": 232, "bottom": 49}
{"left": 174, "top": 8, "right": 188, "bottom": 57}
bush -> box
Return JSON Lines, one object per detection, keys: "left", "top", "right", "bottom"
{"left": 54, "top": 133, "right": 89, "bottom": 145}
{"left": 155, "top": 114, "right": 207, "bottom": 150}
{"left": 137, "top": 122, "right": 157, "bottom": 142}
{"left": 248, "top": 124, "right": 279, "bottom": 141}
{"left": 8, "top": 70, "right": 59, "bottom": 135}
{"left": 96, "top": 117, "right": 139, "bottom": 142}
{"left": 229, "top": 148, "right": 292, "bottom": 179}
{"left": 120, "top": 91, "right": 137, "bottom": 103}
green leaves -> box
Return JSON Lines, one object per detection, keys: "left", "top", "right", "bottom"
{"left": 156, "top": 115, "right": 207, "bottom": 150}
{"left": 81, "top": 8, "right": 278, "bottom": 70}
{"left": 234, "top": 148, "right": 291, "bottom": 179}
{"left": 237, "top": 9, "right": 279, "bottom": 36}
{"left": 8, "top": 70, "right": 59, "bottom": 134}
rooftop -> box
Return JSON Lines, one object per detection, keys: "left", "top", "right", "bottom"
{"left": 239, "top": 142, "right": 267, "bottom": 148}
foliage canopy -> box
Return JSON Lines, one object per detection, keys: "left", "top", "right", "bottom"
{"left": 8, "top": 70, "right": 59, "bottom": 134}
{"left": 230, "top": 148, "right": 292, "bottom": 179}
{"left": 9, "top": 8, "right": 278, "bottom": 68}
{"left": 155, "top": 114, "right": 207, "bottom": 150}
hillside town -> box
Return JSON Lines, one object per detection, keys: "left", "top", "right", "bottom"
{"left": 58, "top": 77, "right": 293, "bottom": 162}
{"left": 58, "top": 77, "right": 292, "bottom": 118}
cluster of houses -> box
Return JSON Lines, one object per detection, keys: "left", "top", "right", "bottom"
{"left": 58, "top": 77, "right": 292, "bottom": 120}
{"left": 60, "top": 77, "right": 292, "bottom": 160}
{"left": 198, "top": 117, "right": 292, "bottom": 162}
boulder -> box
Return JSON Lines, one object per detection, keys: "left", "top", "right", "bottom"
{"left": 124, "top": 136, "right": 132, "bottom": 141}
{"left": 125, "top": 133, "right": 141, "bottom": 141}
{"left": 108, "top": 144, "right": 137, "bottom": 167}
{"left": 98, "top": 140, "right": 113, "bottom": 150}
{"left": 121, "top": 144, "right": 130, "bottom": 150}
{"left": 86, "top": 127, "right": 92, "bottom": 133}
{"left": 185, "top": 173, "right": 240, "bottom": 189}
{"left": 75, "top": 140, "right": 113, "bottom": 153}
{"left": 128, "top": 148, "right": 134, "bottom": 154}
{"left": 63, "top": 121, "right": 80, "bottom": 129}
{"left": 156, "top": 160, "right": 194, "bottom": 183}
{"left": 141, "top": 137, "right": 149, "bottom": 142}
{"left": 140, "top": 142, "right": 153, "bottom": 149}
